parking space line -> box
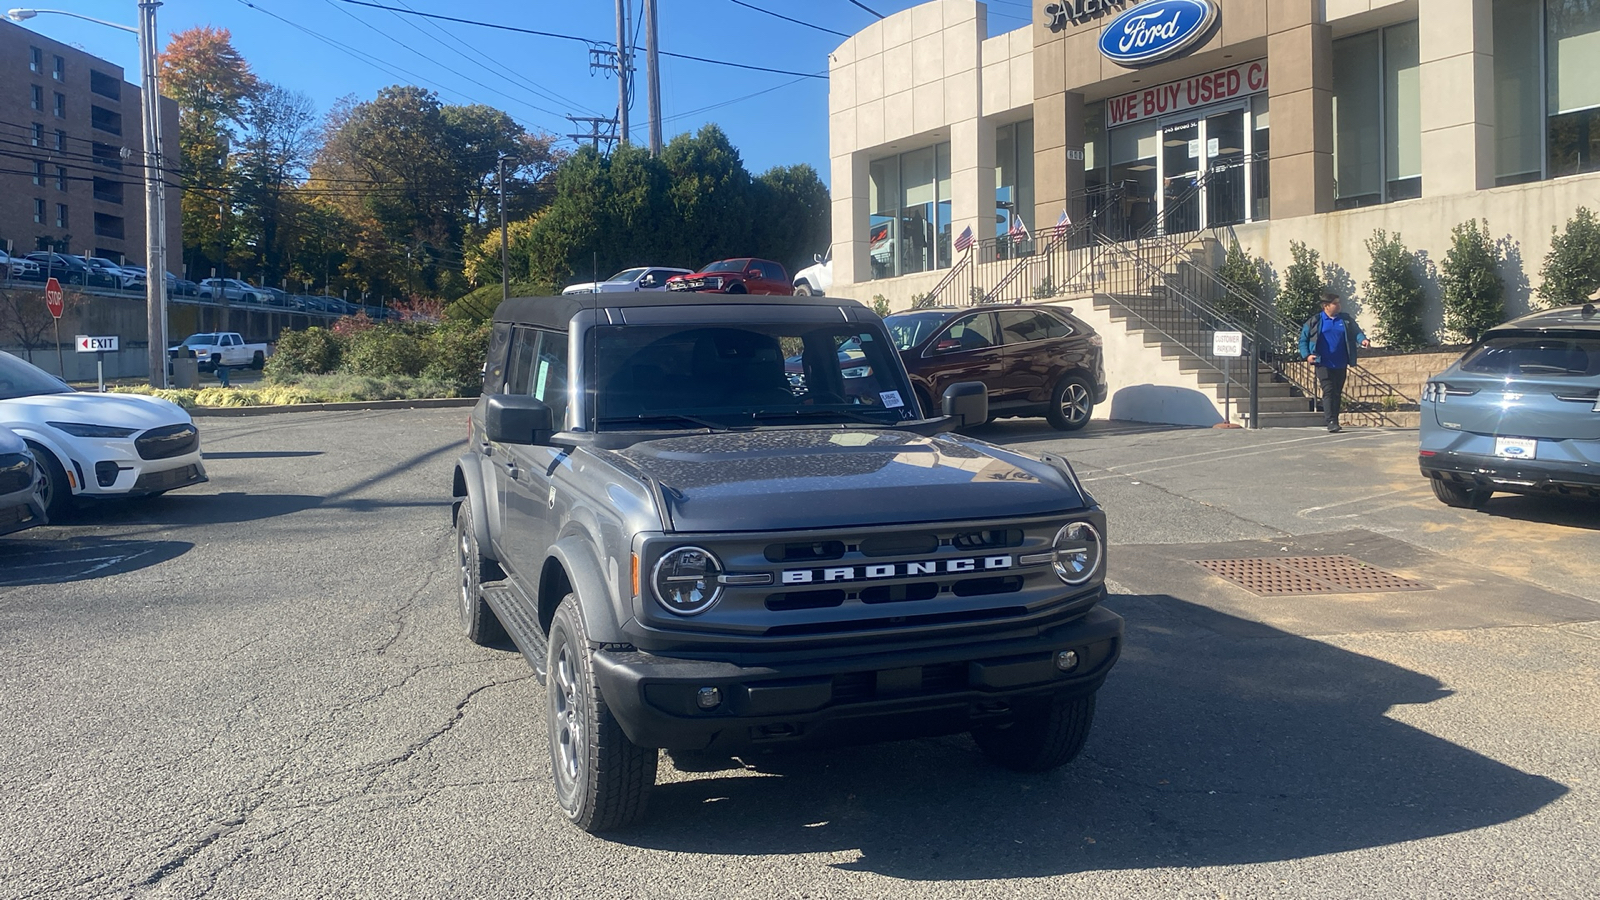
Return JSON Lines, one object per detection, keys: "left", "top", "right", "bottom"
{"left": 1081, "top": 431, "right": 1394, "bottom": 483}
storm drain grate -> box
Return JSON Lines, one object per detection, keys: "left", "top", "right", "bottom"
{"left": 1192, "top": 555, "right": 1432, "bottom": 596}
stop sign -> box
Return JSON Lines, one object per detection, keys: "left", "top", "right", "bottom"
{"left": 44, "top": 277, "right": 64, "bottom": 319}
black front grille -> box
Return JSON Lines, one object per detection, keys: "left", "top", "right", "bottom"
{"left": 0, "top": 453, "right": 33, "bottom": 495}
{"left": 135, "top": 423, "right": 198, "bottom": 460}
{"left": 132, "top": 463, "right": 203, "bottom": 492}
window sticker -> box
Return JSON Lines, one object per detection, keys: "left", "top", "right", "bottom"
{"left": 879, "top": 390, "right": 904, "bottom": 408}
{"left": 535, "top": 359, "right": 550, "bottom": 399}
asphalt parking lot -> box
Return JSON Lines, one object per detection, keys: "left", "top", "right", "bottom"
{"left": 2, "top": 410, "right": 1597, "bottom": 898}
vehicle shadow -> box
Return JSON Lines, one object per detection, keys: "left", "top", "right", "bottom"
{"left": 0, "top": 536, "right": 191, "bottom": 586}
{"left": 1478, "top": 494, "right": 1600, "bottom": 530}
{"left": 201, "top": 451, "right": 325, "bottom": 460}
{"left": 614, "top": 593, "right": 1566, "bottom": 879}
{"left": 68, "top": 492, "right": 325, "bottom": 527}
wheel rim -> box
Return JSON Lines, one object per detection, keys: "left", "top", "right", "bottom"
{"left": 1061, "top": 383, "right": 1091, "bottom": 423}
{"left": 457, "top": 516, "right": 475, "bottom": 627}
{"left": 551, "top": 640, "right": 584, "bottom": 784}
{"left": 35, "top": 466, "right": 52, "bottom": 510}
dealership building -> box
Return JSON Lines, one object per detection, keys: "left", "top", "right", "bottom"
{"left": 825, "top": 0, "right": 1600, "bottom": 324}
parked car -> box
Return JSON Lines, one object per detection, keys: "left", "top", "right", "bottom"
{"left": 562, "top": 266, "right": 692, "bottom": 295}
{"left": 451, "top": 292, "right": 1120, "bottom": 831}
{"left": 85, "top": 257, "right": 135, "bottom": 289}
{"left": 0, "top": 250, "right": 40, "bottom": 281}
{"left": 665, "top": 258, "right": 791, "bottom": 295}
{"left": 0, "top": 425, "right": 47, "bottom": 535}
{"left": 169, "top": 332, "right": 271, "bottom": 371}
{"left": 197, "top": 278, "right": 265, "bottom": 303}
{"left": 23, "top": 253, "right": 114, "bottom": 288}
{"left": 0, "top": 351, "right": 207, "bottom": 519}
{"left": 885, "top": 304, "right": 1108, "bottom": 431}
{"left": 792, "top": 249, "right": 832, "bottom": 296}
{"left": 1420, "top": 304, "right": 1600, "bottom": 508}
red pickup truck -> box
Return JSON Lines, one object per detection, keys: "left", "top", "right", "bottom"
{"left": 665, "top": 258, "right": 790, "bottom": 295}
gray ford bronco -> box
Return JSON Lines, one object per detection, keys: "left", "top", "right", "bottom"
{"left": 451, "top": 293, "right": 1122, "bottom": 832}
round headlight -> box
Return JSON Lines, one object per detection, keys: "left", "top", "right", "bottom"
{"left": 652, "top": 546, "right": 724, "bottom": 615}
{"left": 1051, "top": 522, "right": 1103, "bottom": 586}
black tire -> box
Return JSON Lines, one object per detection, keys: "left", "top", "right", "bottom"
{"left": 793, "top": 282, "right": 814, "bottom": 297}
{"left": 724, "top": 283, "right": 747, "bottom": 295}
{"left": 1046, "top": 375, "right": 1095, "bottom": 431}
{"left": 1431, "top": 477, "right": 1492, "bottom": 509}
{"left": 250, "top": 351, "right": 265, "bottom": 370}
{"left": 547, "top": 596, "right": 657, "bottom": 832}
{"left": 455, "top": 497, "right": 505, "bottom": 645}
{"left": 972, "top": 692, "right": 1096, "bottom": 773}
{"left": 25, "top": 441, "right": 72, "bottom": 522}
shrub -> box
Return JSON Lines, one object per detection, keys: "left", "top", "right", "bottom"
{"left": 1216, "top": 239, "right": 1265, "bottom": 328}
{"left": 422, "top": 319, "right": 491, "bottom": 394}
{"left": 1033, "top": 276, "right": 1059, "bottom": 300}
{"left": 1439, "top": 218, "right": 1505, "bottom": 343}
{"left": 342, "top": 325, "right": 427, "bottom": 378}
{"left": 1363, "top": 229, "right": 1429, "bottom": 351}
{"left": 870, "top": 294, "right": 891, "bottom": 318}
{"left": 264, "top": 326, "right": 345, "bottom": 378}
{"left": 1537, "top": 206, "right": 1600, "bottom": 308}
{"left": 1277, "top": 240, "right": 1324, "bottom": 330}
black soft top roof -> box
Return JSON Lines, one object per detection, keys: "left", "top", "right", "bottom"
{"left": 494, "top": 293, "right": 869, "bottom": 331}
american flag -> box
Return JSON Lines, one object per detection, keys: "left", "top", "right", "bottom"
{"left": 954, "top": 225, "right": 973, "bottom": 252}
{"left": 1054, "top": 209, "right": 1071, "bottom": 240}
{"left": 1008, "top": 217, "right": 1030, "bottom": 242}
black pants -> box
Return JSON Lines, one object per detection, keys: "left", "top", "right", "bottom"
{"left": 1316, "top": 365, "right": 1348, "bottom": 426}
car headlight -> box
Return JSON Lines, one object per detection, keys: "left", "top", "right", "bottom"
{"left": 47, "top": 421, "right": 139, "bottom": 438}
{"left": 652, "top": 546, "right": 724, "bottom": 615}
{"left": 1051, "top": 522, "right": 1103, "bottom": 586}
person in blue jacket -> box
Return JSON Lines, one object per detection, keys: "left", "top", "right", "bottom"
{"left": 1298, "top": 291, "right": 1370, "bottom": 433}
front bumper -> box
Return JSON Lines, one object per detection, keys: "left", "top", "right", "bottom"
{"left": 592, "top": 604, "right": 1123, "bottom": 752}
{"left": 1421, "top": 451, "right": 1600, "bottom": 497}
{"left": 0, "top": 492, "right": 46, "bottom": 536}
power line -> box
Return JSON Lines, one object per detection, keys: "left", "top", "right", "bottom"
{"left": 334, "top": 0, "right": 826, "bottom": 80}
{"left": 726, "top": 0, "right": 850, "bottom": 38}
{"left": 843, "top": 0, "right": 885, "bottom": 19}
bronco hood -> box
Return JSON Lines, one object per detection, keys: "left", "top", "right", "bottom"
{"left": 613, "top": 429, "right": 1087, "bottom": 532}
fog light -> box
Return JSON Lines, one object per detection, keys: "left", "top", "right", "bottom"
{"left": 1055, "top": 650, "right": 1079, "bottom": 672}
{"left": 695, "top": 686, "right": 722, "bottom": 710}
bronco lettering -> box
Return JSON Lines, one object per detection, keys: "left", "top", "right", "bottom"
{"left": 781, "top": 555, "right": 1014, "bottom": 584}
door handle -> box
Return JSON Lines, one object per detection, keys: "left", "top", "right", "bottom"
{"left": 504, "top": 460, "right": 519, "bottom": 481}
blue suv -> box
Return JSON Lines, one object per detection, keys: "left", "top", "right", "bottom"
{"left": 1420, "top": 304, "right": 1600, "bottom": 508}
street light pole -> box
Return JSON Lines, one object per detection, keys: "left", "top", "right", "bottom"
{"left": 6, "top": 5, "right": 168, "bottom": 388}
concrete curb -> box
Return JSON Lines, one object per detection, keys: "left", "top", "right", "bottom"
{"left": 189, "top": 397, "right": 477, "bottom": 417}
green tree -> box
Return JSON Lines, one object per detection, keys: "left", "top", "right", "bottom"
{"left": 1537, "top": 206, "right": 1600, "bottom": 308}
{"left": 1216, "top": 239, "right": 1266, "bottom": 327}
{"left": 1277, "top": 240, "right": 1325, "bottom": 329}
{"left": 231, "top": 84, "right": 319, "bottom": 288}
{"left": 750, "top": 163, "right": 831, "bottom": 277}
{"left": 1439, "top": 219, "right": 1505, "bottom": 343}
{"left": 1364, "top": 229, "right": 1430, "bottom": 351}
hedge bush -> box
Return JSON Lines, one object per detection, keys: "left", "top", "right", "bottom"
{"left": 1277, "top": 240, "right": 1325, "bottom": 345}
{"left": 264, "top": 326, "right": 344, "bottom": 378}
{"left": 1363, "top": 229, "right": 1429, "bottom": 351}
{"left": 422, "top": 320, "right": 492, "bottom": 394}
{"left": 1440, "top": 219, "right": 1505, "bottom": 343}
{"left": 1538, "top": 206, "right": 1600, "bottom": 308}
{"left": 1216, "top": 239, "right": 1266, "bottom": 327}
{"left": 342, "top": 326, "right": 428, "bottom": 378}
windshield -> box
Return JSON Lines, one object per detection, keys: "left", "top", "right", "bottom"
{"left": 702, "top": 260, "right": 746, "bottom": 274}
{"left": 0, "top": 351, "right": 74, "bottom": 400}
{"left": 1461, "top": 335, "right": 1600, "bottom": 377}
{"left": 608, "top": 267, "right": 647, "bottom": 283}
{"left": 182, "top": 334, "right": 218, "bottom": 346}
{"left": 884, "top": 311, "right": 954, "bottom": 351}
{"left": 594, "top": 322, "right": 918, "bottom": 430}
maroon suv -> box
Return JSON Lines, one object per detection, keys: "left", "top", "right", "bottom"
{"left": 665, "top": 258, "right": 790, "bottom": 295}
{"left": 885, "top": 304, "right": 1109, "bottom": 431}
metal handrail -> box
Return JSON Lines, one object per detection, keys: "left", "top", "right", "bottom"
{"left": 917, "top": 248, "right": 973, "bottom": 308}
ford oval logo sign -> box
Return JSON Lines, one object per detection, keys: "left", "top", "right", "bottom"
{"left": 1099, "top": 0, "right": 1219, "bottom": 66}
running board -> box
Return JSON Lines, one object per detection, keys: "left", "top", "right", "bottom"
{"left": 483, "top": 580, "right": 549, "bottom": 683}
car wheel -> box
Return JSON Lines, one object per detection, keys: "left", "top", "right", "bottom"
{"left": 547, "top": 595, "right": 657, "bottom": 832}
{"left": 1430, "top": 477, "right": 1492, "bottom": 509}
{"left": 455, "top": 497, "right": 505, "bottom": 645}
{"left": 250, "top": 351, "right": 265, "bottom": 370}
{"left": 1046, "top": 375, "right": 1095, "bottom": 431}
{"left": 724, "top": 283, "right": 747, "bottom": 294}
{"left": 971, "top": 691, "right": 1096, "bottom": 773}
{"left": 793, "top": 283, "right": 814, "bottom": 296}
{"left": 25, "top": 442, "right": 73, "bottom": 522}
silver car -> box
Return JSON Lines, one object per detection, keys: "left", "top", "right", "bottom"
{"left": 0, "top": 425, "right": 46, "bottom": 535}
{"left": 1420, "top": 304, "right": 1600, "bottom": 508}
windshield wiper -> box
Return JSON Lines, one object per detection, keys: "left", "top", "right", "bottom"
{"left": 598, "top": 413, "right": 743, "bottom": 430}
{"left": 752, "top": 407, "right": 895, "bottom": 426}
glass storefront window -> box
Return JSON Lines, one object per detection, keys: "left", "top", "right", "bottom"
{"left": 1252, "top": 94, "right": 1271, "bottom": 220}
{"left": 1548, "top": 0, "right": 1600, "bottom": 177}
{"left": 995, "top": 121, "right": 1035, "bottom": 248}
{"left": 1495, "top": 0, "right": 1544, "bottom": 184}
{"left": 1109, "top": 119, "right": 1159, "bottom": 235}
{"left": 867, "top": 142, "right": 953, "bottom": 281}
{"left": 1332, "top": 23, "right": 1421, "bottom": 208}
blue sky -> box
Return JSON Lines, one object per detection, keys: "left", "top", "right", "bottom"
{"left": 16, "top": 0, "right": 1031, "bottom": 184}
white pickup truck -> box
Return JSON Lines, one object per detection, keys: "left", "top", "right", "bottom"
{"left": 169, "top": 332, "right": 271, "bottom": 371}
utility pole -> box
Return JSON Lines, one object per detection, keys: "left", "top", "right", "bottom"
{"left": 498, "top": 154, "right": 512, "bottom": 304}
{"left": 615, "top": 0, "right": 630, "bottom": 147}
{"left": 138, "top": 2, "right": 170, "bottom": 387}
{"left": 565, "top": 115, "right": 618, "bottom": 153}
{"left": 645, "top": 0, "right": 662, "bottom": 155}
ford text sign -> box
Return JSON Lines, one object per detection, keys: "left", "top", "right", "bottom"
{"left": 1098, "top": 0, "right": 1218, "bottom": 66}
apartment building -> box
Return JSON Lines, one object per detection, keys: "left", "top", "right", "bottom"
{"left": 0, "top": 18, "right": 179, "bottom": 269}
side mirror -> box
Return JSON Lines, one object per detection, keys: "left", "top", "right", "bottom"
{"left": 485, "top": 394, "right": 555, "bottom": 445}
{"left": 814, "top": 252, "right": 824, "bottom": 264}
{"left": 942, "top": 381, "right": 988, "bottom": 428}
